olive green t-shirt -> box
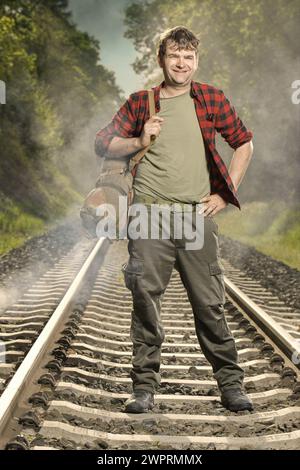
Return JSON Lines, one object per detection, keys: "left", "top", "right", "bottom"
{"left": 133, "top": 90, "right": 211, "bottom": 203}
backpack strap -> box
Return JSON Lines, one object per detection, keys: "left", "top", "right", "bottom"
{"left": 129, "top": 90, "right": 155, "bottom": 172}
{"left": 148, "top": 89, "right": 155, "bottom": 116}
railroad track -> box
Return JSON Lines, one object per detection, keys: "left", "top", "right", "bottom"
{"left": 0, "top": 237, "right": 300, "bottom": 450}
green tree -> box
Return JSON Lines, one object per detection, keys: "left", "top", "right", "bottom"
{"left": 0, "top": 0, "right": 122, "bottom": 224}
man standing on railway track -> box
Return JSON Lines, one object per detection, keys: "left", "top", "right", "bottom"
{"left": 95, "top": 26, "right": 254, "bottom": 413}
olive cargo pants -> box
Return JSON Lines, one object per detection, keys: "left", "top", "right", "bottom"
{"left": 123, "top": 206, "right": 244, "bottom": 393}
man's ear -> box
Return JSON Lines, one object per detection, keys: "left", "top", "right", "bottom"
{"left": 157, "top": 55, "right": 163, "bottom": 69}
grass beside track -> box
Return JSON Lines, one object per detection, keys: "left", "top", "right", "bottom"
{"left": 216, "top": 201, "right": 300, "bottom": 270}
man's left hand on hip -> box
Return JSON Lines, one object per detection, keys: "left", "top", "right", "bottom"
{"left": 198, "top": 193, "right": 228, "bottom": 217}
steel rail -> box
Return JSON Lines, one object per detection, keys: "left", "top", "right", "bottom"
{"left": 0, "top": 237, "right": 109, "bottom": 435}
{"left": 225, "top": 276, "right": 300, "bottom": 368}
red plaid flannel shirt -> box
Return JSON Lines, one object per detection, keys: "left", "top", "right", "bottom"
{"left": 95, "top": 80, "right": 253, "bottom": 209}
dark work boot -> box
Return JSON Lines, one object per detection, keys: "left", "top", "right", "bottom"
{"left": 124, "top": 390, "right": 154, "bottom": 413}
{"left": 221, "top": 388, "right": 253, "bottom": 412}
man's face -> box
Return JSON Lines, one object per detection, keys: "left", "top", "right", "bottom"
{"left": 158, "top": 40, "right": 198, "bottom": 87}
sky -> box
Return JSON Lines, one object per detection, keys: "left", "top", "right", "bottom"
{"left": 68, "top": 0, "right": 144, "bottom": 96}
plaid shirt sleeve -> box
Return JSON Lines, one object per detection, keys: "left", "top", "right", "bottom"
{"left": 214, "top": 90, "right": 253, "bottom": 150}
{"left": 95, "top": 95, "right": 138, "bottom": 157}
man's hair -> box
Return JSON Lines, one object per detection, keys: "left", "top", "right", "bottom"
{"left": 157, "top": 26, "right": 200, "bottom": 60}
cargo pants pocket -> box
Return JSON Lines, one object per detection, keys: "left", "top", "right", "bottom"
{"left": 122, "top": 258, "right": 143, "bottom": 292}
{"left": 208, "top": 258, "right": 226, "bottom": 305}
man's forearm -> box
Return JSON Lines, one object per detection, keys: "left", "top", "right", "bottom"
{"left": 105, "top": 136, "right": 145, "bottom": 159}
{"left": 228, "top": 141, "right": 253, "bottom": 191}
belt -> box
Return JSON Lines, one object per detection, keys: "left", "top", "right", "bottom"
{"left": 133, "top": 194, "right": 202, "bottom": 211}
